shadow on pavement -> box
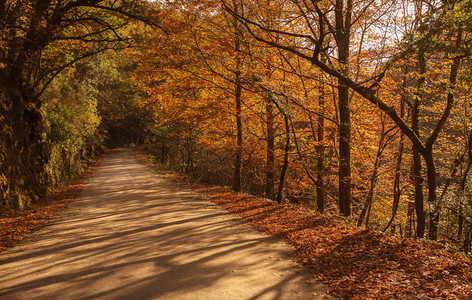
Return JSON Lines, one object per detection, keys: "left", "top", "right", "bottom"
{"left": 0, "top": 148, "right": 334, "bottom": 300}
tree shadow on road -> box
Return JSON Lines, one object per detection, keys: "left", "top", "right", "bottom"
{"left": 0, "top": 149, "right": 332, "bottom": 300}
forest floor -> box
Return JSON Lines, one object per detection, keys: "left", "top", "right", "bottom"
{"left": 192, "top": 186, "right": 472, "bottom": 299}
{"left": 1, "top": 148, "right": 471, "bottom": 299}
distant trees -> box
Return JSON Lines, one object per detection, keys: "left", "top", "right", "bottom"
{"left": 0, "top": 1, "right": 155, "bottom": 209}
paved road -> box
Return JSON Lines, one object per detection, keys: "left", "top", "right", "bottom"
{"left": 0, "top": 148, "right": 334, "bottom": 299}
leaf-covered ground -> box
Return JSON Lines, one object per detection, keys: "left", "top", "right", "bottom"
{"left": 0, "top": 184, "right": 85, "bottom": 252}
{"left": 0, "top": 153, "right": 106, "bottom": 252}
{"left": 137, "top": 153, "right": 472, "bottom": 299}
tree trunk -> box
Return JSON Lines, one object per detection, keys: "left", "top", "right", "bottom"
{"left": 335, "top": 0, "right": 352, "bottom": 217}
{"left": 232, "top": 44, "right": 243, "bottom": 192}
{"left": 384, "top": 85, "right": 406, "bottom": 232}
{"left": 384, "top": 133, "right": 404, "bottom": 232}
{"left": 316, "top": 80, "right": 325, "bottom": 213}
{"left": 411, "top": 42, "right": 426, "bottom": 238}
{"left": 412, "top": 132, "right": 425, "bottom": 238}
{"left": 265, "top": 98, "right": 275, "bottom": 200}
{"left": 424, "top": 149, "right": 438, "bottom": 240}
{"left": 276, "top": 114, "right": 290, "bottom": 204}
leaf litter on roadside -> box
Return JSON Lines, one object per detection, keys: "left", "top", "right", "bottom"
{"left": 191, "top": 186, "right": 472, "bottom": 299}
{"left": 0, "top": 153, "right": 106, "bottom": 252}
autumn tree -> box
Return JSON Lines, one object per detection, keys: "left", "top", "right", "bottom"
{"left": 223, "top": 0, "right": 472, "bottom": 238}
{"left": 223, "top": 0, "right": 395, "bottom": 216}
{"left": 0, "top": 0, "right": 156, "bottom": 209}
{"left": 133, "top": 0, "right": 243, "bottom": 183}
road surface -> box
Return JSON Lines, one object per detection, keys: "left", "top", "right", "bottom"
{"left": 0, "top": 148, "right": 334, "bottom": 299}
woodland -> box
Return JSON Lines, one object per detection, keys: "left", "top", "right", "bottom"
{"left": 1, "top": 0, "right": 472, "bottom": 290}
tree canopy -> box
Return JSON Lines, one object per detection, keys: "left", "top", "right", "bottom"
{"left": 2, "top": 0, "right": 472, "bottom": 250}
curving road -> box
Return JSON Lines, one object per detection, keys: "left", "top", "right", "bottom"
{"left": 0, "top": 148, "right": 334, "bottom": 300}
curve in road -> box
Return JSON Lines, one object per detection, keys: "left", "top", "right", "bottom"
{"left": 0, "top": 148, "right": 335, "bottom": 300}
